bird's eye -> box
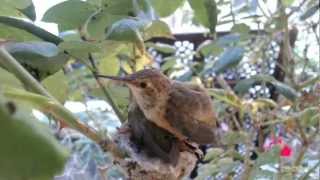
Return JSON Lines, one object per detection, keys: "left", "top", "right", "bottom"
{"left": 139, "top": 82, "right": 147, "bottom": 88}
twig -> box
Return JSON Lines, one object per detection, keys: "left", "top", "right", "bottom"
{"left": 300, "top": 160, "right": 320, "bottom": 180}
{"left": 0, "top": 15, "right": 126, "bottom": 123}
{"left": 87, "top": 54, "right": 126, "bottom": 123}
{"left": 0, "top": 46, "right": 124, "bottom": 159}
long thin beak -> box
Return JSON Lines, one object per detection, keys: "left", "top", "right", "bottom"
{"left": 97, "top": 75, "right": 132, "bottom": 83}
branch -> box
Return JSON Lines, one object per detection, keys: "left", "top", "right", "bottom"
{"left": 87, "top": 53, "right": 126, "bottom": 122}
{"left": 0, "top": 16, "right": 125, "bottom": 122}
{"left": 0, "top": 47, "right": 53, "bottom": 98}
{"left": 0, "top": 16, "right": 63, "bottom": 45}
{"left": 0, "top": 47, "right": 124, "bottom": 159}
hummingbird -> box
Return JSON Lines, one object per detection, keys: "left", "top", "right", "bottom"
{"left": 98, "top": 69, "right": 217, "bottom": 145}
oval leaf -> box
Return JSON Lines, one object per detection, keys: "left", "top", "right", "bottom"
{"left": 188, "top": 0, "right": 217, "bottom": 33}
{"left": 42, "top": 0, "right": 97, "bottom": 31}
{"left": 149, "top": 0, "right": 184, "bottom": 17}
{"left": 0, "top": 98, "right": 69, "bottom": 179}
{"left": 4, "top": 42, "right": 69, "bottom": 80}
{"left": 42, "top": 70, "right": 69, "bottom": 103}
{"left": 210, "top": 47, "right": 244, "bottom": 74}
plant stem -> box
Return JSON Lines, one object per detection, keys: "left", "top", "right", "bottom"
{"left": 0, "top": 47, "right": 53, "bottom": 98}
{"left": 0, "top": 16, "right": 125, "bottom": 122}
{"left": 0, "top": 16, "right": 63, "bottom": 45}
{"left": 88, "top": 54, "right": 126, "bottom": 122}
{"left": 300, "top": 160, "right": 320, "bottom": 180}
{"left": 0, "top": 47, "right": 124, "bottom": 158}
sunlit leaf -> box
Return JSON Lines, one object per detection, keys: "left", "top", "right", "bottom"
{"left": 99, "top": 55, "right": 120, "bottom": 76}
{"left": 42, "top": 70, "right": 69, "bottom": 103}
{"left": 204, "top": 148, "right": 224, "bottom": 161}
{"left": 208, "top": 88, "right": 242, "bottom": 108}
{"left": 0, "top": 67, "right": 23, "bottom": 88}
{"left": 282, "top": 0, "right": 294, "bottom": 7}
{"left": 85, "top": 10, "right": 124, "bottom": 40}
{"left": 149, "top": 0, "right": 184, "bottom": 17}
{"left": 106, "top": 18, "right": 148, "bottom": 43}
{"left": 0, "top": 23, "right": 41, "bottom": 42}
{"left": 146, "top": 42, "right": 176, "bottom": 54}
{"left": 231, "top": 23, "right": 250, "bottom": 40}
{"left": 161, "top": 56, "right": 177, "bottom": 71}
{"left": 0, "top": 0, "right": 34, "bottom": 19}
{"left": 42, "top": 0, "right": 97, "bottom": 31}
{"left": 188, "top": 0, "right": 217, "bottom": 33}
{"left": 143, "top": 20, "right": 173, "bottom": 40}
{"left": 197, "top": 40, "right": 223, "bottom": 57}
{"left": 58, "top": 40, "right": 101, "bottom": 59}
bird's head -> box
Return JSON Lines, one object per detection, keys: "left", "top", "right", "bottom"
{"left": 98, "top": 69, "right": 171, "bottom": 108}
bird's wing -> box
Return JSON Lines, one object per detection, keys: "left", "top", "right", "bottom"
{"left": 165, "top": 82, "right": 216, "bottom": 144}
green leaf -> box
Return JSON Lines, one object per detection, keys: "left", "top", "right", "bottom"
{"left": 161, "top": 56, "right": 177, "bottom": 71}
{"left": 102, "top": 0, "right": 134, "bottom": 15}
{"left": 0, "top": 67, "right": 23, "bottom": 88}
{"left": 0, "top": 23, "right": 41, "bottom": 41}
{"left": 210, "top": 47, "right": 244, "bottom": 74}
{"left": 85, "top": 10, "right": 124, "bottom": 40}
{"left": 42, "top": 0, "right": 97, "bottom": 31}
{"left": 0, "top": 0, "right": 34, "bottom": 19}
{"left": 59, "top": 41, "right": 101, "bottom": 53}
{"left": 234, "top": 78, "right": 257, "bottom": 95}
{"left": 273, "top": 81, "right": 298, "bottom": 101}
{"left": 231, "top": 23, "right": 250, "bottom": 35}
{"left": 256, "top": 146, "right": 280, "bottom": 166}
{"left": 149, "top": 0, "right": 184, "bottom": 17}
{"left": 18, "top": 3, "right": 36, "bottom": 21}
{"left": 208, "top": 88, "right": 242, "bottom": 108}
{"left": 282, "top": 0, "right": 294, "bottom": 7}
{"left": 4, "top": 42, "right": 69, "bottom": 80}
{"left": 298, "top": 107, "right": 320, "bottom": 126}
{"left": 235, "top": 75, "right": 298, "bottom": 101}
{"left": 106, "top": 18, "right": 148, "bottom": 43}
{"left": 188, "top": 0, "right": 217, "bottom": 33}
{"left": 300, "top": 3, "right": 320, "bottom": 20}
{"left": 106, "top": 85, "right": 130, "bottom": 112}
{"left": 0, "top": 97, "right": 68, "bottom": 180}
{"left": 58, "top": 40, "right": 102, "bottom": 59}
{"left": 221, "top": 131, "right": 248, "bottom": 145}
{"left": 42, "top": 70, "right": 69, "bottom": 103}
{"left": 197, "top": 40, "right": 223, "bottom": 57}
{"left": 146, "top": 42, "right": 176, "bottom": 54}
{"left": 235, "top": 75, "right": 274, "bottom": 95}
{"left": 204, "top": 148, "right": 224, "bottom": 161}
{"left": 143, "top": 20, "right": 173, "bottom": 40}
{"left": 98, "top": 55, "right": 120, "bottom": 76}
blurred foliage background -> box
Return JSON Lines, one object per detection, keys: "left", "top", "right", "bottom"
{"left": 0, "top": 0, "right": 319, "bottom": 179}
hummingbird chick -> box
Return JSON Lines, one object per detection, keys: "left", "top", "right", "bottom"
{"left": 98, "top": 69, "right": 217, "bottom": 145}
